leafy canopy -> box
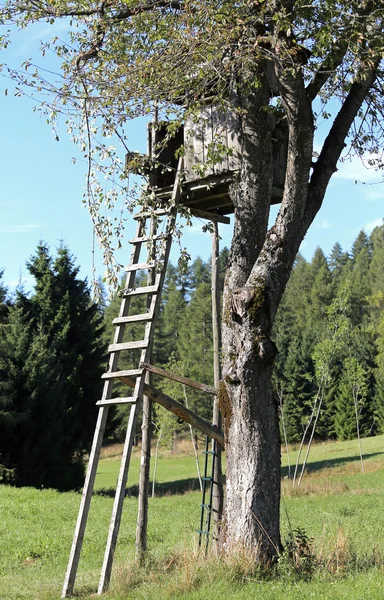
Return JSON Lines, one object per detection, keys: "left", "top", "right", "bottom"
{"left": 1, "top": 1, "right": 383, "bottom": 282}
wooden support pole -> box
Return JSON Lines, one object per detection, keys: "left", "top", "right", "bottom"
{"left": 211, "top": 221, "right": 224, "bottom": 543}
{"left": 135, "top": 215, "right": 156, "bottom": 563}
{"left": 141, "top": 363, "right": 217, "bottom": 396}
{"left": 119, "top": 375, "right": 224, "bottom": 447}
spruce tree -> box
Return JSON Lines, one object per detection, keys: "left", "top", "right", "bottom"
{"left": 0, "top": 244, "right": 106, "bottom": 489}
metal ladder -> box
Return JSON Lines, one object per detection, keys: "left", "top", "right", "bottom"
{"left": 62, "top": 162, "right": 182, "bottom": 598}
{"left": 197, "top": 435, "right": 218, "bottom": 554}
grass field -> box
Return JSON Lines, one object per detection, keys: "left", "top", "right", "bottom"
{"left": 1, "top": 434, "right": 384, "bottom": 599}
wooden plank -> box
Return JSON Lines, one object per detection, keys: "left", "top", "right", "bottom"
{"left": 98, "top": 402, "right": 141, "bottom": 593}
{"left": 124, "top": 262, "right": 155, "bottom": 272}
{"left": 136, "top": 212, "right": 157, "bottom": 562}
{"left": 130, "top": 233, "right": 168, "bottom": 244}
{"left": 133, "top": 209, "right": 169, "bottom": 220}
{"left": 112, "top": 313, "right": 153, "bottom": 325}
{"left": 210, "top": 105, "right": 229, "bottom": 174}
{"left": 119, "top": 374, "right": 224, "bottom": 446}
{"left": 101, "top": 369, "right": 143, "bottom": 380}
{"left": 210, "top": 221, "right": 224, "bottom": 536}
{"left": 108, "top": 340, "right": 149, "bottom": 352}
{"left": 188, "top": 208, "right": 230, "bottom": 224}
{"left": 96, "top": 397, "right": 136, "bottom": 406}
{"left": 61, "top": 406, "right": 109, "bottom": 598}
{"left": 122, "top": 283, "right": 159, "bottom": 297}
{"left": 141, "top": 363, "right": 217, "bottom": 395}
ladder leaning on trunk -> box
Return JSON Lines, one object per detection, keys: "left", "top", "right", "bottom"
{"left": 61, "top": 161, "right": 183, "bottom": 599}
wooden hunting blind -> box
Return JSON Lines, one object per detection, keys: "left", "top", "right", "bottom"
{"left": 147, "top": 105, "right": 287, "bottom": 220}
{"left": 63, "top": 104, "right": 288, "bottom": 599}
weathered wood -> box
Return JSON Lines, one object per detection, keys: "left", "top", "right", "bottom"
{"left": 98, "top": 400, "right": 142, "bottom": 594}
{"left": 130, "top": 233, "right": 169, "bottom": 244}
{"left": 184, "top": 105, "right": 241, "bottom": 181}
{"left": 136, "top": 213, "right": 156, "bottom": 563}
{"left": 141, "top": 362, "right": 217, "bottom": 396}
{"left": 125, "top": 262, "right": 156, "bottom": 272}
{"left": 101, "top": 369, "right": 143, "bottom": 379}
{"left": 133, "top": 208, "right": 169, "bottom": 220}
{"left": 210, "top": 221, "right": 224, "bottom": 540}
{"left": 119, "top": 374, "right": 224, "bottom": 446}
{"left": 188, "top": 207, "right": 230, "bottom": 224}
{"left": 112, "top": 313, "right": 153, "bottom": 325}
{"left": 61, "top": 406, "right": 109, "bottom": 598}
{"left": 122, "top": 283, "right": 159, "bottom": 297}
{"left": 62, "top": 215, "right": 147, "bottom": 598}
{"left": 96, "top": 397, "right": 136, "bottom": 406}
{"left": 98, "top": 159, "right": 183, "bottom": 595}
{"left": 108, "top": 340, "right": 149, "bottom": 352}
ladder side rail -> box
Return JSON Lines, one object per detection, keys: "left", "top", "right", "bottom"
{"left": 62, "top": 406, "right": 109, "bottom": 598}
{"left": 98, "top": 399, "right": 142, "bottom": 594}
{"left": 98, "top": 162, "right": 183, "bottom": 593}
{"left": 62, "top": 218, "right": 146, "bottom": 598}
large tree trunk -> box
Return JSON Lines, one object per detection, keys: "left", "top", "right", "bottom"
{"left": 221, "top": 70, "right": 314, "bottom": 558}
{"left": 221, "top": 84, "right": 283, "bottom": 558}
{"left": 222, "top": 356, "right": 281, "bottom": 559}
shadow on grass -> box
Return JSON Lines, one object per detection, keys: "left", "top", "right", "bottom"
{"left": 94, "top": 450, "right": 384, "bottom": 497}
{"left": 95, "top": 477, "right": 208, "bottom": 498}
{"left": 281, "top": 450, "right": 384, "bottom": 478}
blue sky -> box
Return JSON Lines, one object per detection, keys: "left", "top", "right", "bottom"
{"left": 0, "top": 24, "right": 383, "bottom": 295}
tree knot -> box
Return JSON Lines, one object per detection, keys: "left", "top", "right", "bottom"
{"left": 257, "top": 337, "right": 278, "bottom": 363}
{"left": 231, "top": 285, "right": 254, "bottom": 319}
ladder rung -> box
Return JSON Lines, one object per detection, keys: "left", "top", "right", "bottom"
{"left": 201, "top": 504, "right": 212, "bottom": 509}
{"left": 122, "top": 284, "right": 159, "bottom": 297}
{"left": 101, "top": 369, "right": 143, "bottom": 380}
{"left": 133, "top": 208, "right": 170, "bottom": 220}
{"left": 108, "top": 340, "right": 149, "bottom": 352}
{"left": 96, "top": 397, "right": 136, "bottom": 406}
{"left": 112, "top": 313, "right": 153, "bottom": 325}
{"left": 202, "top": 477, "right": 212, "bottom": 481}
{"left": 130, "top": 234, "right": 169, "bottom": 244}
{"left": 125, "top": 262, "right": 156, "bottom": 272}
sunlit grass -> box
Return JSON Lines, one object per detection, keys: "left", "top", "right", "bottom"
{"left": 1, "top": 434, "right": 383, "bottom": 599}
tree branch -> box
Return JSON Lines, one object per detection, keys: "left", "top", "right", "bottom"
{"left": 307, "top": 59, "right": 380, "bottom": 221}
{"left": 306, "top": 42, "right": 348, "bottom": 102}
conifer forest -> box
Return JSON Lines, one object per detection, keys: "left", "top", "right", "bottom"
{"left": 0, "top": 224, "right": 383, "bottom": 491}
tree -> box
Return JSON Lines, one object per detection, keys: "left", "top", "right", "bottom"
{"left": 0, "top": 244, "right": 106, "bottom": 489}
{"left": 2, "top": 0, "right": 384, "bottom": 561}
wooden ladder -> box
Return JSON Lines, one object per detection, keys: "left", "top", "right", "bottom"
{"left": 61, "top": 162, "right": 182, "bottom": 598}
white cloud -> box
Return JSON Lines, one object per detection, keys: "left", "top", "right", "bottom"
{"left": 363, "top": 189, "right": 384, "bottom": 202}
{"left": 315, "top": 219, "right": 332, "bottom": 229}
{"left": 334, "top": 154, "right": 384, "bottom": 183}
{"left": 364, "top": 217, "right": 383, "bottom": 234}
{"left": 0, "top": 224, "right": 42, "bottom": 233}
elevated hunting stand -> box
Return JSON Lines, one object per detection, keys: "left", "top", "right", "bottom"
{"left": 62, "top": 106, "right": 286, "bottom": 597}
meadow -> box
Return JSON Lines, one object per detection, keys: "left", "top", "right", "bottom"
{"left": 1, "top": 434, "right": 384, "bottom": 600}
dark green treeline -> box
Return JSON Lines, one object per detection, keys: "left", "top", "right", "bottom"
{"left": 0, "top": 244, "right": 106, "bottom": 490}
{"left": 0, "top": 225, "right": 383, "bottom": 489}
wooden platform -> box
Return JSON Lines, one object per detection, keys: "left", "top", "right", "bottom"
{"left": 155, "top": 171, "right": 282, "bottom": 220}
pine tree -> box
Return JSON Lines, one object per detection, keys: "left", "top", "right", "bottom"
{"left": 369, "top": 224, "right": 384, "bottom": 295}
{"left": 328, "top": 242, "right": 350, "bottom": 281}
{"left": 0, "top": 244, "right": 106, "bottom": 489}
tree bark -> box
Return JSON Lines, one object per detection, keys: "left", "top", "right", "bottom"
{"left": 221, "top": 84, "right": 283, "bottom": 559}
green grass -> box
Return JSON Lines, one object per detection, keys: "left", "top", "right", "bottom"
{"left": 1, "top": 434, "right": 384, "bottom": 600}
